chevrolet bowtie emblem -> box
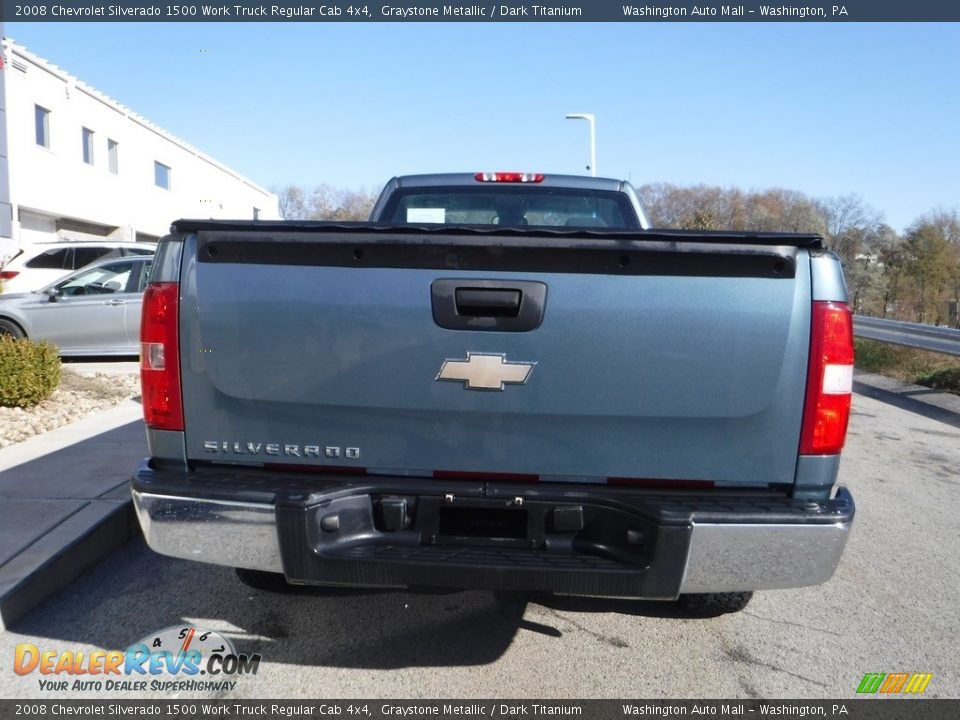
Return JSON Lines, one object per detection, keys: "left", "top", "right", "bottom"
{"left": 436, "top": 353, "right": 536, "bottom": 391}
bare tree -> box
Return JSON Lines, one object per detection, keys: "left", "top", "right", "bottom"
{"left": 274, "top": 183, "right": 380, "bottom": 221}
{"left": 275, "top": 184, "right": 310, "bottom": 220}
{"left": 640, "top": 183, "right": 826, "bottom": 234}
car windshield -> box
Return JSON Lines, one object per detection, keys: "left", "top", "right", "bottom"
{"left": 56, "top": 261, "right": 135, "bottom": 296}
{"left": 382, "top": 186, "right": 639, "bottom": 229}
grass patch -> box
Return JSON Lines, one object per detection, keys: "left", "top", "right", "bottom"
{"left": 855, "top": 339, "right": 960, "bottom": 395}
{"left": 917, "top": 368, "right": 960, "bottom": 394}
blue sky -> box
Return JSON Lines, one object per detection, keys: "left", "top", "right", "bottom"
{"left": 6, "top": 22, "right": 959, "bottom": 232}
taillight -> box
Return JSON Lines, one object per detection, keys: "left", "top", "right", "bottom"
{"left": 800, "top": 301, "right": 854, "bottom": 455}
{"left": 0, "top": 271, "right": 19, "bottom": 280}
{"left": 140, "top": 282, "right": 183, "bottom": 431}
{"left": 474, "top": 172, "right": 545, "bottom": 183}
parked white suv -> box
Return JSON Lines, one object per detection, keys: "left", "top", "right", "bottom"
{"left": 0, "top": 241, "right": 156, "bottom": 294}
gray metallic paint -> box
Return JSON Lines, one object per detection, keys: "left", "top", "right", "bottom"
{"left": 809, "top": 251, "right": 849, "bottom": 303}
{"left": 792, "top": 455, "right": 843, "bottom": 499}
{"left": 146, "top": 429, "right": 187, "bottom": 467}
{"left": 178, "top": 252, "right": 812, "bottom": 484}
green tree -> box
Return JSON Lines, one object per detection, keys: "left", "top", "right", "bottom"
{"left": 901, "top": 215, "right": 955, "bottom": 324}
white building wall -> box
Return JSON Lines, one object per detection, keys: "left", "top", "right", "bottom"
{"left": 1, "top": 38, "right": 279, "bottom": 259}
{"left": 0, "top": 23, "right": 12, "bottom": 250}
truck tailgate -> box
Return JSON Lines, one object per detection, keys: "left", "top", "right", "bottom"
{"left": 179, "top": 229, "right": 811, "bottom": 487}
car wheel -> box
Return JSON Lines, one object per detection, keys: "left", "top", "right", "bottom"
{"left": 678, "top": 592, "right": 753, "bottom": 617}
{"left": 0, "top": 319, "right": 25, "bottom": 339}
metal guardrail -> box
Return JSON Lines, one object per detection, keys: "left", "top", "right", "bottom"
{"left": 854, "top": 315, "right": 960, "bottom": 357}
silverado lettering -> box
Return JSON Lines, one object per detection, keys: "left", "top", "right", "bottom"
{"left": 201, "top": 441, "right": 361, "bottom": 459}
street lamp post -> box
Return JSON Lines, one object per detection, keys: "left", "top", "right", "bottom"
{"left": 565, "top": 113, "right": 596, "bottom": 177}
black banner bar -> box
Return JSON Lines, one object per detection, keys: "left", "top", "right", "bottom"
{"left": 1, "top": 700, "right": 959, "bottom": 720}
{"left": 2, "top": 0, "right": 960, "bottom": 22}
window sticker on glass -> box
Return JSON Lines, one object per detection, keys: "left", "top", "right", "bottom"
{"left": 406, "top": 208, "right": 446, "bottom": 224}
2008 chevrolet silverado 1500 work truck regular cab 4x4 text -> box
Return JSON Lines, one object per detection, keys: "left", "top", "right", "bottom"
{"left": 131, "top": 173, "right": 855, "bottom": 615}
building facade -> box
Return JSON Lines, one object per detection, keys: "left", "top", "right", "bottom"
{"left": 0, "top": 32, "right": 279, "bottom": 263}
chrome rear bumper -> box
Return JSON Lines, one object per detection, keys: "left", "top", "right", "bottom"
{"left": 132, "top": 464, "right": 853, "bottom": 597}
{"left": 679, "top": 520, "right": 850, "bottom": 593}
{"left": 132, "top": 491, "right": 282, "bottom": 573}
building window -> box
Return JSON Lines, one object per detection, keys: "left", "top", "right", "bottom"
{"left": 253, "top": 207, "right": 260, "bottom": 220}
{"left": 82, "top": 127, "right": 94, "bottom": 165}
{"left": 154, "top": 161, "right": 171, "bottom": 190}
{"left": 35, "top": 105, "right": 50, "bottom": 148}
{"left": 108, "top": 139, "right": 119, "bottom": 174}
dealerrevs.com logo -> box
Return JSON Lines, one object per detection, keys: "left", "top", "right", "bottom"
{"left": 14, "top": 626, "right": 261, "bottom": 693}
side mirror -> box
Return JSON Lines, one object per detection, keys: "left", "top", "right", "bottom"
{"left": 44, "top": 288, "right": 61, "bottom": 303}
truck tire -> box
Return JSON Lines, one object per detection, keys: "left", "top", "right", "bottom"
{"left": 679, "top": 592, "right": 752, "bottom": 617}
{"left": 0, "top": 319, "right": 25, "bottom": 339}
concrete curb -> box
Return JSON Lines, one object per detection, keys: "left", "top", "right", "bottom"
{"left": 0, "top": 497, "right": 136, "bottom": 631}
{"left": 0, "top": 400, "right": 146, "bottom": 631}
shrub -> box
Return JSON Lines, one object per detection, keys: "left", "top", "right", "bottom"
{"left": 918, "top": 368, "right": 960, "bottom": 395}
{"left": 0, "top": 337, "right": 61, "bottom": 408}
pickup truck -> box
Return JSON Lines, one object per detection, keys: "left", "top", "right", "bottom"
{"left": 131, "top": 172, "right": 855, "bottom": 616}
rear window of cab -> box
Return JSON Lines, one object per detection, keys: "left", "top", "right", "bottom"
{"left": 382, "top": 187, "right": 640, "bottom": 229}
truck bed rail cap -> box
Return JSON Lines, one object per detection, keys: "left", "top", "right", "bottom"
{"left": 169, "top": 219, "right": 823, "bottom": 249}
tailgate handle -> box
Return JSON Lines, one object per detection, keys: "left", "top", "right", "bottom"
{"left": 455, "top": 288, "right": 521, "bottom": 318}
{"left": 432, "top": 279, "right": 547, "bottom": 332}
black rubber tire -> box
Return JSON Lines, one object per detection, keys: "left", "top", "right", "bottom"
{"left": 679, "top": 591, "right": 753, "bottom": 617}
{"left": 0, "top": 319, "right": 25, "bottom": 339}
{"left": 234, "top": 568, "right": 294, "bottom": 592}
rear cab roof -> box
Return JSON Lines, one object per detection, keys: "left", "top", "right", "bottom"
{"left": 388, "top": 172, "right": 629, "bottom": 191}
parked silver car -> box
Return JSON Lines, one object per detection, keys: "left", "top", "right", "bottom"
{"left": 0, "top": 256, "right": 153, "bottom": 356}
{"left": 0, "top": 240, "right": 157, "bottom": 294}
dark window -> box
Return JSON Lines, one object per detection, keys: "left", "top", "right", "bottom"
{"left": 381, "top": 186, "right": 639, "bottom": 229}
{"left": 253, "top": 207, "right": 261, "bottom": 220}
{"left": 108, "top": 139, "right": 119, "bottom": 174}
{"left": 135, "top": 261, "right": 154, "bottom": 292}
{"left": 82, "top": 128, "right": 94, "bottom": 164}
{"left": 35, "top": 105, "right": 50, "bottom": 148}
{"left": 25, "top": 248, "right": 71, "bottom": 270}
{"left": 72, "top": 247, "right": 115, "bottom": 268}
{"left": 123, "top": 247, "right": 156, "bottom": 257}
{"left": 154, "top": 161, "right": 171, "bottom": 190}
